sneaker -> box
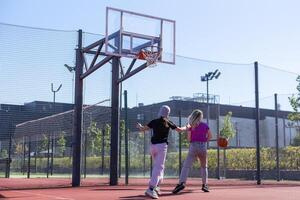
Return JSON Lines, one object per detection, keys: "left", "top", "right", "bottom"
{"left": 145, "top": 188, "right": 159, "bottom": 199}
{"left": 172, "top": 182, "right": 185, "bottom": 194}
{"left": 202, "top": 184, "right": 209, "bottom": 192}
{"left": 154, "top": 187, "right": 161, "bottom": 195}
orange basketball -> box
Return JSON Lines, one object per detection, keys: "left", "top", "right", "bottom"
{"left": 137, "top": 51, "right": 146, "bottom": 60}
{"left": 217, "top": 137, "right": 228, "bottom": 148}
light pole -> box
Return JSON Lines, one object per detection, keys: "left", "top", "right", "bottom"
{"left": 50, "top": 83, "right": 62, "bottom": 176}
{"left": 51, "top": 83, "right": 62, "bottom": 114}
{"left": 201, "top": 69, "right": 221, "bottom": 126}
{"left": 64, "top": 64, "right": 75, "bottom": 104}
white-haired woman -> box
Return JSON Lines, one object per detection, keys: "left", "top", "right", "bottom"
{"left": 137, "top": 105, "right": 187, "bottom": 199}
{"left": 172, "top": 109, "right": 212, "bottom": 194}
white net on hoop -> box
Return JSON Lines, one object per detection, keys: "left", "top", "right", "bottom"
{"left": 144, "top": 51, "right": 161, "bottom": 67}
{"left": 139, "top": 46, "right": 162, "bottom": 67}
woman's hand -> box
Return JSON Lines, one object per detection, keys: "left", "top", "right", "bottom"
{"left": 136, "top": 123, "right": 142, "bottom": 129}
{"left": 136, "top": 123, "right": 150, "bottom": 132}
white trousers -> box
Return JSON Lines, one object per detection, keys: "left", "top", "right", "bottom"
{"left": 149, "top": 143, "right": 168, "bottom": 188}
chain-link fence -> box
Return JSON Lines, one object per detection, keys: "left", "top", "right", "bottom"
{"left": 0, "top": 23, "right": 299, "bottom": 184}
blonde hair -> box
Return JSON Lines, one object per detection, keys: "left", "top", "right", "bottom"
{"left": 188, "top": 109, "right": 203, "bottom": 128}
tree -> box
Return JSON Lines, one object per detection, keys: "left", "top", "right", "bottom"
{"left": 180, "top": 131, "right": 190, "bottom": 149}
{"left": 56, "top": 132, "right": 66, "bottom": 157}
{"left": 218, "top": 112, "right": 236, "bottom": 148}
{"left": 119, "top": 120, "right": 125, "bottom": 155}
{"left": 14, "top": 142, "right": 22, "bottom": 170}
{"left": 15, "top": 142, "right": 23, "bottom": 158}
{"left": 86, "top": 121, "right": 102, "bottom": 156}
{"left": 103, "top": 124, "right": 111, "bottom": 154}
{"left": 0, "top": 149, "right": 8, "bottom": 158}
{"left": 220, "top": 112, "right": 236, "bottom": 139}
{"left": 38, "top": 134, "right": 49, "bottom": 153}
{"left": 93, "top": 123, "right": 103, "bottom": 156}
{"left": 292, "top": 134, "right": 300, "bottom": 146}
{"left": 288, "top": 75, "right": 300, "bottom": 146}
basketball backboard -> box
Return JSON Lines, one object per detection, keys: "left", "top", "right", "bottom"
{"left": 105, "top": 7, "right": 176, "bottom": 64}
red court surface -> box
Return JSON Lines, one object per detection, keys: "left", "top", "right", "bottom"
{"left": 0, "top": 178, "right": 299, "bottom": 200}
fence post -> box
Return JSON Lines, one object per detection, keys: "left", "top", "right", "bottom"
{"left": 34, "top": 135, "right": 37, "bottom": 173}
{"left": 72, "top": 29, "right": 84, "bottom": 187}
{"left": 283, "top": 118, "right": 286, "bottom": 147}
{"left": 84, "top": 128, "right": 87, "bottom": 178}
{"left": 51, "top": 132, "right": 54, "bottom": 175}
{"left": 150, "top": 106, "right": 153, "bottom": 177}
{"left": 47, "top": 132, "right": 50, "bottom": 178}
{"left": 217, "top": 104, "right": 220, "bottom": 179}
{"left": 101, "top": 128, "right": 105, "bottom": 175}
{"left": 124, "top": 90, "right": 129, "bottom": 185}
{"left": 254, "top": 61, "right": 261, "bottom": 185}
{"left": 7, "top": 131, "right": 12, "bottom": 178}
{"left": 23, "top": 136, "right": 26, "bottom": 175}
{"left": 223, "top": 148, "right": 226, "bottom": 178}
{"left": 110, "top": 56, "right": 121, "bottom": 185}
{"left": 27, "top": 136, "right": 31, "bottom": 178}
{"left": 143, "top": 113, "right": 146, "bottom": 177}
{"left": 118, "top": 135, "right": 122, "bottom": 178}
{"left": 274, "top": 93, "right": 280, "bottom": 181}
{"left": 178, "top": 110, "right": 182, "bottom": 177}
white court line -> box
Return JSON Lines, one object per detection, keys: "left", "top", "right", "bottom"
{"left": 13, "top": 190, "right": 75, "bottom": 200}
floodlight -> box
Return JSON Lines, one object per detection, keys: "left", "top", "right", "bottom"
{"left": 215, "top": 72, "right": 221, "bottom": 79}
{"left": 64, "top": 64, "right": 75, "bottom": 72}
{"left": 212, "top": 69, "right": 219, "bottom": 76}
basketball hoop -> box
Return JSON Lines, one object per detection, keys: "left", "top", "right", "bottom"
{"left": 137, "top": 46, "right": 161, "bottom": 67}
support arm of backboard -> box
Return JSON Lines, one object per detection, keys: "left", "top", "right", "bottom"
{"left": 119, "top": 60, "right": 125, "bottom": 77}
{"left": 107, "top": 43, "right": 118, "bottom": 51}
{"left": 124, "top": 59, "right": 137, "bottom": 76}
{"left": 85, "top": 50, "right": 107, "bottom": 56}
{"left": 82, "top": 54, "right": 89, "bottom": 72}
{"left": 83, "top": 40, "right": 103, "bottom": 52}
{"left": 81, "top": 56, "right": 113, "bottom": 79}
{"left": 118, "top": 62, "right": 148, "bottom": 83}
{"left": 89, "top": 42, "right": 104, "bottom": 70}
{"left": 82, "top": 31, "right": 119, "bottom": 52}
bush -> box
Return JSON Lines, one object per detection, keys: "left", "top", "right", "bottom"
{"left": 292, "top": 133, "right": 300, "bottom": 146}
{"left": 9, "top": 147, "right": 300, "bottom": 173}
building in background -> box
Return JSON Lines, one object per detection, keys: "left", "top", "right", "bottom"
{"left": 1, "top": 99, "right": 296, "bottom": 150}
{"left": 0, "top": 101, "right": 74, "bottom": 141}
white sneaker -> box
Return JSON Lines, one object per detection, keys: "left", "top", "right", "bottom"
{"left": 154, "top": 187, "right": 161, "bottom": 195}
{"left": 145, "top": 188, "right": 159, "bottom": 199}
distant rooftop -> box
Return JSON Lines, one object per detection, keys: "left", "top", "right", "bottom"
{"left": 170, "top": 92, "right": 220, "bottom": 104}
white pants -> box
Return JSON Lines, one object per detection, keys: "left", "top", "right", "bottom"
{"left": 149, "top": 143, "right": 168, "bottom": 188}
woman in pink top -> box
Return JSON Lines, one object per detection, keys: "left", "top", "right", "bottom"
{"left": 172, "top": 109, "right": 212, "bottom": 194}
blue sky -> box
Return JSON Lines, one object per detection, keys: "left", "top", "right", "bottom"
{"left": 1, "top": 0, "right": 300, "bottom": 72}
{"left": 0, "top": 0, "right": 299, "bottom": 109}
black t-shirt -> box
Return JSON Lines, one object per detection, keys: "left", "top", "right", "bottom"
{"left": 147, "top": 117, "right": 177, "bottom": 144}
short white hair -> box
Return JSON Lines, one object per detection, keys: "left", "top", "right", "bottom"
{"left": 158, "top": 105, "right": 171, "bottom": 118}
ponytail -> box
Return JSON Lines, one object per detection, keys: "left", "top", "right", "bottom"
{"left": 188, "top": 109, "right": 203, "bottom": 128}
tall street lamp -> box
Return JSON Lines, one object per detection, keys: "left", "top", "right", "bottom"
{"left": 64, "top": 64, "right": 75, "bottom": 104}
{"left": 51, "top": 83, "right": 62, "bottom": 114}
{"left": 201, "top": 69, "right": 221, "bottom": 126}
{"left": 50, "top": 83, "right": 62, "bottom": 176}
